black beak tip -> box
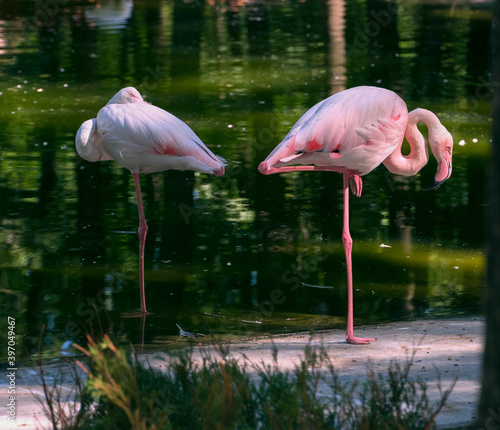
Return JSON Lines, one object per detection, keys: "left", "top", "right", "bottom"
{"left": 428, "top": 179, "right": 445, "bottom": 191}
{"left": 429, "top": 160, "right": 452, "bottom": 191}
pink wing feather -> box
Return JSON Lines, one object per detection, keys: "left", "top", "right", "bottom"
{"left": 259, "top": 86, "right": 408, "bottom": 177}
{"left": 96, "top": 102, "right": 225, "bottom": 176}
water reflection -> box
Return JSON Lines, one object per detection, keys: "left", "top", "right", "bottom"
{"left": 0, "top": 0, "right": 491, "bottom": 358}
{"left": 328, "top": 0, "right": 347, "bottom": 94}
{"left": 83, "top": 1, "right": 134, "bottom": 32}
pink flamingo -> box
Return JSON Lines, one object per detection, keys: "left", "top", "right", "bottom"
{"left": 259, "top": 86, "right": 453, "bottom": 344}
{"left": 76, "top": 87, "right": 226, "bottom": 314}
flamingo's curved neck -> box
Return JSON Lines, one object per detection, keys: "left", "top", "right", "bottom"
{"left": 382, "top": 108, "right": 442, "bottom": 177}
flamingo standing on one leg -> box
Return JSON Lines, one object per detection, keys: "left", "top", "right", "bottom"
{"left": 258, "top": 86, "right": 453, "bottom": 344}
{"left": 76, "top": 87, "right": 226, "bottom": 314}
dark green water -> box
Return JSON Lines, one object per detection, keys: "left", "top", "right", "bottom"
{"left": 0, "top": 0, "right": 492, "bottom": 358}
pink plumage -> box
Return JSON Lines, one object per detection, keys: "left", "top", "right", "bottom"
{"left": 76, "top": 87, "right": 226, "bottom": 314}
{"left": 77, "top": 87, "right": 225, "bottom": 177}
{"left": 258, "top": 86, "right": 453, "bottom": 344}
{"left": 259, "top": 86, "right": 452, "bottom": 190}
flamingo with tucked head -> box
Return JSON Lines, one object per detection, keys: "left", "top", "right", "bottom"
{"left": 76, "top": 87, "right": 226, "bottom": 314}
{"left": 259, "top": 86, "right": 453, "bottom": 344}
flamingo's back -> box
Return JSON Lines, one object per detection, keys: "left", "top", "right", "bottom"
{"left": 96, "top": 102, "right": 226, "bottom": 176}
{"left": 259, "top": 86, "right": 408, "bottom": 177}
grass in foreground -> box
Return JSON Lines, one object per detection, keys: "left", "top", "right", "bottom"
{"left": 38, "top": 334, "right": 456, "bottom": 430}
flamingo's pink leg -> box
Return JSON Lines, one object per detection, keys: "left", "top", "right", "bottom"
{"left": 342, "top": 173, "right": 375, "bottom": 345}
{"left": 133, "top": 173, "right": 148, "bottom": 314}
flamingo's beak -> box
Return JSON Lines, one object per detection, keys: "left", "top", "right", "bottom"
{"left": 429, "top": 152, "right": 452, "bottom": 190}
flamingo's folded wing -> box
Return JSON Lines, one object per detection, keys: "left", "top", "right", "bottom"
{"left": 97, "top": 103, "right": 225, "bottom": 175}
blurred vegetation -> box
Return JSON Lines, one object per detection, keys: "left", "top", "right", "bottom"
{"left": 39, "top": 335, "right": 455, "bottom": 429}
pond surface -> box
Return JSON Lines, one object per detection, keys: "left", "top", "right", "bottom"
{"left": 0, "top": 0, "right": 492, "bottom": 358}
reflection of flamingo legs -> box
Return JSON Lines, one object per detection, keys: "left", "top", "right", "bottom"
{"left": 140, "top": 313, "right": 146, "bottom": 350}
{"left": 342, "top": 174, "right": 376, "bottom": 345}
{"left": 401, "top": 223, "right": 416, "bottom": 313}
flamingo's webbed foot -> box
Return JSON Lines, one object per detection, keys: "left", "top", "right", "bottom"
{"left": 346, "top": 334, "right": 376, "bottom": 345}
